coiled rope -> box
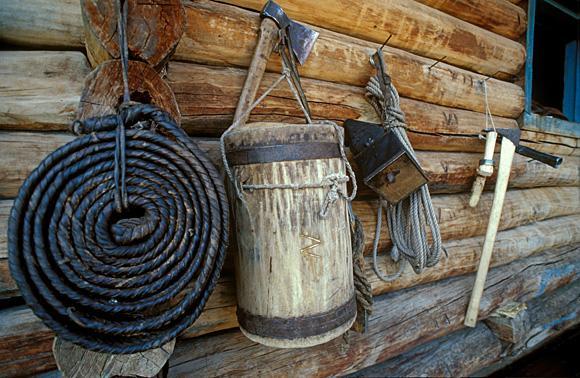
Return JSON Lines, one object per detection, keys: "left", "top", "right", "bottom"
{"left": 8, "top": 0, "right": 229, "bottom": 354}
{"left": 9, "top": 103, "right": 229, "bottom": 354}
{"left": 366, "top": 51, "right": 442, "bottom": 281}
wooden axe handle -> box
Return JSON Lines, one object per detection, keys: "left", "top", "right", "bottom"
{"left": 464, "top": 136, "right": 516, "bottom": 327}
{"left": 233, "top": 17, "right": 279, "bottom": 127}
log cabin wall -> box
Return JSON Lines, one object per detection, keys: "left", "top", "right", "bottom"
{"left": 0, "top": 0, "right": 578, "bottom": 376}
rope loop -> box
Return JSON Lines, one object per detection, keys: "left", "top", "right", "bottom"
{"left": 366, "top": 49, "right": 442, "bottom": 281}
{"left": 9, "top": 104, "right": 229, "bottom": 353}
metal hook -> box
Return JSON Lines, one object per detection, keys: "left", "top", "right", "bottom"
{"left": 428, "top": 55, "right": 447, "bottom": 71}
{"left": 370, "top": 34, "right": 393, "bottom": 66}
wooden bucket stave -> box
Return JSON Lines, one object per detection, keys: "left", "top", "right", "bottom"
{"left": 225, "top": 122, "right": 356, "bottom": 348}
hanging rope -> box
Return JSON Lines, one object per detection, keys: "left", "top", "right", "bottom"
{"left": 220, "top": 58, "right": 357, "bottom": 218}
{"left": 219, "top": 36, "right": 372, "bottom": 330}
{"left": 366, "top": 51, "right": 442, "bottom": 281}
{"left": 8, "top": 0, "right": 229, "bottom": 354}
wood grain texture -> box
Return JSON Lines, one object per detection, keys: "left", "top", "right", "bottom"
{"left": 81, "top": 0, "right": 185, "bottom": 68}
{"left": 350, "top": 324, "right": 503, "bottom": 377}
{"left": 3, "top": 245, "right": 578, "bottom": 377}
{"left": 218, "top": 0, "right": 526, "bottom": 77}
{"left": 355, "top": 279, "right": 580, "bottom": 377}
{"left": 368, "top": 214, "right": 580, "bottom": 295}
{"left": 476, "top": 279, "right": 580, "bottom": 376}
{"left": 0, "top": 0, "right": 525, "bottom": 117}
{"left": 0, "top": 0, "right": 84, "bottom": 49}
{"left": 415, "top": 0, "right": 527, "bottom": 40}
{"left": 175, "top": 1, "right": 524, "bottom": 117}
{"left": 166, "top": 245, "right": 579, "bottom": 377}
{"left": 225, "top": 123, "right": 354, "bottom": 347}
{"left": 77, "top": 60, "right": 181, "bottom": 123}
{"left": 1, "top": 52, "right": 527, "bottom": 155}
{"left": 485, "top": 302, "right": 530, "bottom": 344}
{"left": 0, "top": 132, "right": 578, "bottom": 200}
{"left": 53, "top": 338, "right": 175, "bottom": 378}
{"left": 0, "top": 51, "right": 91, "bottom": 131}
{"left": 2, "top": 190, "right": 577, "bottom": 299}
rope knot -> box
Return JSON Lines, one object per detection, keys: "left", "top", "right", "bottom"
{"left": 319, "top": 174, "right": 348, "bottom": 218}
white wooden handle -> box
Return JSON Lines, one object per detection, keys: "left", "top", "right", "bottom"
{"left": 464, "top": 137, "right": 516, "bottom": 327}
{"left": 469, "top": 131, "right": 497, "bottom": 207}
{"left": 469, "top": 176, "right": 486, "bottom": 207}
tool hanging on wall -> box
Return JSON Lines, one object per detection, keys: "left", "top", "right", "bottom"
{"left": 465, "top": 126, "right": 562, "bottom": 327}
{"left": 220, "top": 0, "right": 369, "bottom": 348}
{"left": 345, "top": 47, "right": 442, "bottom": 282}
{"left": 8, "top": 0, "right": 229, "bottom": 354}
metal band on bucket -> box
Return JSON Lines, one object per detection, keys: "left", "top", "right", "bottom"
{"left": 237, "top": 296, "right": 356, "bottom": 339}
{"left": 227, "top": 142, "right": 341, "bottom": 165}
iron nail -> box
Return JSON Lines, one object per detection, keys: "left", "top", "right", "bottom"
{"left": 428, "top": 56, "right": 447, "bottom": 70}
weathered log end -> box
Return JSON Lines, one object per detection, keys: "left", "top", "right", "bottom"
{"left": 81, "top": 0, "right": 185, "bottom": 69}
{"left": 53, "top": 337, "right": 175, "bottom": 378}
{"left": 77, "top": 60, "right": 181, "bottom": 122}
{"left": 485, "top": 302, "right": 530, "bottom": 344}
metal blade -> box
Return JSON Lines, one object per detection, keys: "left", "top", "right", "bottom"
{"left": 495, "top": 128, "right": 521, "bottom": 146}
{"left": 288, "top": 20, "right": 319, "bottom": 65}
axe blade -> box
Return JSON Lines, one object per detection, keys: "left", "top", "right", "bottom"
{"left": 288, "top": 20, "right": 319, "bottom": 65}
{"left": 495, "top": 128, "right": 521, "bottom": 146}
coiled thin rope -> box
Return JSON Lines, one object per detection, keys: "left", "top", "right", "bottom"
{"left": 9, "top": 104, "right": 229, "bottom": 353}
{"left": 366, "top": 53, "right": 442, "bottom": 281}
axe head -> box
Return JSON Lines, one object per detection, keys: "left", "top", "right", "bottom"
{"left": 493, "top": 128, "right": 521, "bottom": 146}
{"left": 261, "top": 0, "right": 319, "bottom": 65}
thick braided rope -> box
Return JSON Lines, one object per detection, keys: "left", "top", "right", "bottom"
{"left": 8, "top": 104, "right": 229, "bottom": 353}
{"left": 366, "top": 74, "right": 442, "bottom": 280}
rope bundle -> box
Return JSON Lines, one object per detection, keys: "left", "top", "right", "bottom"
{"left": 366, "top": 54, "right": 442, "bottom": 281}
{"left": 8, "top": 104, "right": 229, "bottom": 353}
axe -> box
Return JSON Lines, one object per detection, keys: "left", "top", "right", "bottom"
{"left": 465, "top": 128, "right": 563, "bottom": 327}
{"left": 233, "top": 0, "right": 319, "bottom": 126}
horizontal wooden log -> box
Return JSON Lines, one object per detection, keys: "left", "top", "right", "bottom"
{"left": 351, "top": 324, "right": 503, "bottom": 377}
{"left": 166, "top": 245, "right": 579, "bottom": 377}
{"left": 521, "top": 130, "right": 580, "bottom": 156}
{"left": 0, "top": 0, "right": 84, "bottom": 49}
{"left": 175, "top": 1, "right": 524, "bottom": 117}
{"left": 0, "top": 276, "right": 237, "bottom": 377}
{"left": 353, "top": 279, "right": 580, "bottom": 377}
{"left": 0, "top": 51, "right": 90, "bottom": 130}
{"left": 2, "top": 191, "right": 577, "bottom": 299}
{"left": 476, "top": 281, "right": 580, "bottom": 376}
{"left": 3, "top": 245, "right": 577, "bottom": 377}
{"left": 168, "top": 62, "right": 522, "bottom": 152}
{"left": 1, "top": 131, "right": 578, "bottom": 200}
{"left": 218, "top": 0, "right": 526, "bottom": 77}
{"left": 368, "top": 214, "right": 580, "bottom": 294}
{"left": 415, "top": 0, "right": 527, "bottom": 40}
{"left": 0, "top": 51, "right": 530, "bottom": 156}
{"left": 0, "top": 0, "right": 525, "bottom": 118}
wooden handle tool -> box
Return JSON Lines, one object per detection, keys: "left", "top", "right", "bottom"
{"left": 233, "top": 17, "right": 279, "bottom": 127}
{"left": 464, "top": 135, "right": 516, "bottom": 327}
{"left": 469, "top": 130, "right": 497, "bottom": 207}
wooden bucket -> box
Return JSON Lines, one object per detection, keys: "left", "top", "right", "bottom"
{"left": 224, "top": 122, "right": 356, "bottom": 348}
